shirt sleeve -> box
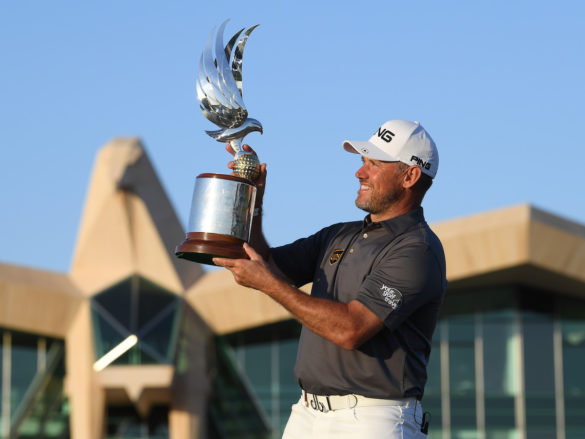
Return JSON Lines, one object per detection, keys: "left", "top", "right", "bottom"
{"left": 271, "top": 223, "right": 344, "bottom": 288}
{"left": 356, "top": 239, "right": 444, "bottom": 331}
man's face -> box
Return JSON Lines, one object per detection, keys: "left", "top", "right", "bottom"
{"left": 355, "top": 156, "right": 407, "bottom": 219}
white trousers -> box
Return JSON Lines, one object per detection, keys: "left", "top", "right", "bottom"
{"left": 282, "top": 395, "right": 427, "bottom": 439}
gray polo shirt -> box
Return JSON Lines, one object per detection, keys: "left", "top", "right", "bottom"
{"left": 271, "top": 207, "right": 447, "bottom": 399}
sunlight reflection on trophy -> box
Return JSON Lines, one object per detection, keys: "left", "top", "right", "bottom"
{"left": 175, "top": 20, "right": 263, "bottom": 265}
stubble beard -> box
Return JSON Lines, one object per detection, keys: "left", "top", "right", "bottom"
{"left": 355, "top": 188, "right": 403, "bottom": 215}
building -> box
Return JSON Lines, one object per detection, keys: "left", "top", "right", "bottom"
{"left": 1, "top": 138, "right": 584, "bottom": 439}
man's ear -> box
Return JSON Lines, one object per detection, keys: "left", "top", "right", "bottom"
{"left": 402, "top": 165, "right": 422, "bottom": 189}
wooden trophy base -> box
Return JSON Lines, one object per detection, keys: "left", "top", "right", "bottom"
{"left": 175, "top": 232, "right": 248, "bottom": 266}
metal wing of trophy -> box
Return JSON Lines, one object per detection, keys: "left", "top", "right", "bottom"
{"left": 196, "top": 20, "right": 262, "bottom": 180}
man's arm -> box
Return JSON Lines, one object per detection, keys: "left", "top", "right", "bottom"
{"left": 220, "top": 144, "right": 384, "bottom": 348}
{"left": 213, "top": 244, "right": 384, "bottom": 350}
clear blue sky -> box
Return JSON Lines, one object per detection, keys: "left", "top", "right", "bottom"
{"left": 1, "top": 1, "right": 584, "bottom": 273}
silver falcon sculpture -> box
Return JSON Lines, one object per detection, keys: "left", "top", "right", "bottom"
{"left": 196, "top": 20, "right": 263, "bottom": 181}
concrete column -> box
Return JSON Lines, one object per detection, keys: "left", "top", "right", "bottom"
{"left": 65, "top": 301, "right": 105, "bottom": 439}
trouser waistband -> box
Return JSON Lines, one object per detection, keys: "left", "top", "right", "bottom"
{"left": 302, "top": 390, "right": 416, "bottom": 412}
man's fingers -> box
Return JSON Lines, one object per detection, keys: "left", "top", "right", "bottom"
{"left": 213, "top": 257, "right": 233, "bottom": 268}
{"left": 243, "top": 243, "right": 261, "bottom": 261}
{"left": 225, "top": 144, "right": 235, "bottom": 157}
{"left": 242, "top": 144, "right": 256, "bottom": 154}
{"left": 258, "top": 164, "right": 267, "bottom": 184}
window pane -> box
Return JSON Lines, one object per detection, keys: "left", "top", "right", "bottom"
{"left": 243, "top": 343, "right": 272, "bottom": 415}
{"left": 11, "top": 332, "right": 37, "bottom": 414}
{"left": 209, "top": 337, "right": 270, "bottom": 438}
{"left": 278, "top": 339, "right": 299, "bottom": 433}
{"left": 561, "top": 298, "right": 585, "bottom": 439}
{"left": 94, "top": 278, "right": 132, "bottom": 329}
{"left": 424, "top": 332, "right": 442, "bottom": 438}
{"left": 137, "top": 278, "right": 175, "bottom": 330}
{"left": 449, "top": 316, "right": 476, "bottom": 438}
{"left": 106, "top": 404, "right": 169, "bottom": 439}
{"left": 114, "top": 345, "right": 159, "bottom": 366}
{"left": 483, "top": 311, "right": 518, "bottom": 437}
{"left": 226, "top": 321, "right": 301, "bottom": 438}
{"left": 91, "top": 309, "right": 127, "bottom": 358}
{"left": 92, "top": 277, "right": 180, "bottom": 367}
{"left": 16, "top": 340, "right": 70, "bottom": 439}
{"left": 140, "top": 304, "right": 178, "bottom": 361}
{"left": 523, "top": 311, "right": 556, "bottom": 438}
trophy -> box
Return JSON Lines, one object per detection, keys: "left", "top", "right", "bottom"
{"left": 175, "top": 20, "right": 263, "bottom": 265}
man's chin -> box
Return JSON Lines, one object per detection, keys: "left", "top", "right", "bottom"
{"left": 355, "top": 200, "right": 372, "bottom": 213}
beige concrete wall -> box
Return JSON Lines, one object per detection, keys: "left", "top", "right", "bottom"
{"left": 529, "top": 217, "right": 585, "bottom": 284}
{"left": 0, "top": 263, "right": 82, "bottom": 337}
{"left": 169, "top": 305, "right": 214, "bottom": 439}
{"left": 98, "top": 365, "right": 174, "bottom": 417}
{"left": 65, "top": 300, "right": 105, "bottom": 439}
{"left": 70, "top": 138, "right": 203, "bottom": 297}
{"left": 432, "top": 204, "right": 532, "bottom": 282}
{"left": 185, "top": 269, "right": 312, "bottom": 334}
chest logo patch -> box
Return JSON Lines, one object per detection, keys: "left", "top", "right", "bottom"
{"left": 329, "top": 248, "right": 345, "bottom": 265}
{"left": 380, "top": 285, "right": 403, "bottom": 310}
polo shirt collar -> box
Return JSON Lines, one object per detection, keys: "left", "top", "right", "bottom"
{"left": 363, "top": 207, "right": 425, "bottom": 238}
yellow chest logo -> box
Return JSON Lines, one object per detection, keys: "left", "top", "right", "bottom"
{"left": 329, "top": 248, "right": 345, "bottom": 265}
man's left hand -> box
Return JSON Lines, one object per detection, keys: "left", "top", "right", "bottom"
{"left": 213, "top": 243, "right": 277, "bottom": 291}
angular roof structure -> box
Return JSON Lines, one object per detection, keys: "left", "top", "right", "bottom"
{"left": 69, "top": 137, "right": 203, "bottom": 295}
{"left": 433, "top": 204, "right": 585, "bottom": 296}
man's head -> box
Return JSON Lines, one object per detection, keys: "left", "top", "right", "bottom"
{"left": 343, "top": 120, "right": 438, "bottom": 178}
{"left": 343, "top": 120, "right": 438, "bottom": 220}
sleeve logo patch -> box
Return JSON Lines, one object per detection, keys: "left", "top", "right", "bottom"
{"left": 380, "top": 284, "right": 403, "bottom": 310}
{"left": 329, "top": 248, "right": 345, "bottom": 265}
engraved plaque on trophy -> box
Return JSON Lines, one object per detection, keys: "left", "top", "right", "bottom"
{"left": 175, "top": 20, "right": 263, "bottom": 265}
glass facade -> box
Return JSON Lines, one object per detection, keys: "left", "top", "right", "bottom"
{"left": 105, "top": 405, "right": 169, "bottom": 439}
{"left": 91, "top": 276, "right": 181, "bottom": 366}
{"left": 0, "top": 328, "right": 69, "bottom": 439}
{"left": 221, "top": 287, "right": 585, "bottom": 439}
{"left": 218, "top": 321, "right": 301, "bottom": 438}
{"left": 208, "top": 337, "right": 271, "bottom": 439}
{"left": 560, "top": 297, "right": 585, "bottom": 439}
{"left": 423, "top": 287, "right": 585, "bottom": 439}
{"left": 90, "top": 276, "right": 181, "bottom": 439}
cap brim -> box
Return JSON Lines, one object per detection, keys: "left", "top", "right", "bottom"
{"left": 342, "top": 140, "right": 399, "bottom": 162}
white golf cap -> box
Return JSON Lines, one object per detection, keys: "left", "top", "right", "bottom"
{"left": 343, "top": 120, "right": 439, "bottom": 178}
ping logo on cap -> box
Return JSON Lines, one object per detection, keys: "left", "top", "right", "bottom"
{"left": 410, "top": 155, "right": 431, "bottom": 170}
{"left": 376, "top": 127, "right": 395, "bottom": 143}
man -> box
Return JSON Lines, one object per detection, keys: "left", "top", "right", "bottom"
{"left": 214, "top": 120, "right": 447, "bottom": 438}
